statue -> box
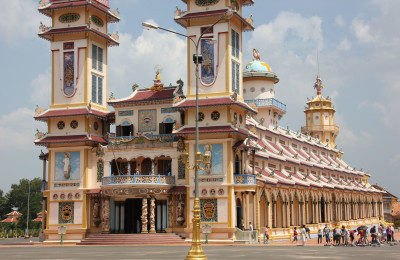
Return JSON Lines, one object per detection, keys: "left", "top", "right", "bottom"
{"left": 63, "top": 152, "right": 71, "bottom": 179}
{"left": 204, "top": 144, "right": 212, "bottom": 174}
{"left": 253, "top": 48, "right": 261, "bottom": 61}
{"left": 93, "top": 198, "right": 101, "bottom": 227}
{"left": 101, "top": 198, "right": 110, "bottom": 233}
{"left": 176, "top": 198, "right": 185, "bottom": 226}
{"left": 151, "top": 65, "right": 164, "bottom": 91}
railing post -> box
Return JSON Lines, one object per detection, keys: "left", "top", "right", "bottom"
{"left": 134, "top": 175, "right": 136, "bottom": 184}
{"left": 159, "top": 175, "right": 161, "bottom": 184}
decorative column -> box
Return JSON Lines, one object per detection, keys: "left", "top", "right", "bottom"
{"left": 120, "top": 204, "right": 125, "bottom": 232}
{"left": 101, "top": 197, "right": 111, "bottom": 233}
{"left": 149, "top": 198, "right": 156, "bottom": 233}
{"left": 115, "top": 204, "right": 120, "bottom": 233}
{"left": 273, "top": 201, "right": 277, "bottom": 228}
{"left": 141, "top": 198, "right": 148, "bottom": 233}
{"left": 246, "top": 192, "right": 250, "bottom": 228}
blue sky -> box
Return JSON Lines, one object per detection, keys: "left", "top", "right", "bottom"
{"left": 0, "top": 0, "right": 399, "bottom": 198}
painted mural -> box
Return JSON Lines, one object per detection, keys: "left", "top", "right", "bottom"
{"left": 55, "top": 152, "right": 80, "bottom": 180}
{"left": 138, "top": 109, "right": 156, "bottom": 132}
{"left": 63, "top": 52, "right": 75, "bottom": 96}
{"left": 199, "top": 143, "right": 222, "bottom": 175}
{"left": 201, "top": 39, "right": 215, "bottom": 85}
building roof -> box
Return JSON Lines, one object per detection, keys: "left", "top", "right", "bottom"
{"left": 180, "top": 0, "right": 254, "bottom": 5}
{"left": 174, "top": 97, "right": 257, "bottom": 114}
{"left": 174, "top": 8, "right": 255, "bottom": 31}
{"left": 34, "top": 107, "right": 114, "bottom": 121}
{"left": 35, "top": 134, "right": 107, "bottom": 146}
{"left": 38, "top": 0, "right": 120, "bottom": 22}
{"left": 38, "top": 25, "right": 119, "bottom": 46}
{"left": 108, "top": 87, "right": 178, "bottom": 105}
{"left": 372, "top": 184, "right": 398, "bottom": 199}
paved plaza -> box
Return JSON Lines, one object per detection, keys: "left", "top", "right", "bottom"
{"left": 0, "top": 242, "right": 399, "bottom": 260}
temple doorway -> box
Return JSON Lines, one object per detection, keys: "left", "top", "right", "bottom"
{"left": 125, "top": 198, "right": 143, "bottom": 234}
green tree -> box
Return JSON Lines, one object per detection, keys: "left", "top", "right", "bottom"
{"left": 0, "top": 189, "right": 7, "bottom": 219}
{"left": 5, "top": 178, "right": 43, "bottom": 233}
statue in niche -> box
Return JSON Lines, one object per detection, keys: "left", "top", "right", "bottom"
{"left": 63, "top": 152, "right": 71, "bottom": 179}
{"left": 92, "top": 198, "right": 101, "bottom": 227}
{"left": 253, "top": 48, "right": 261, "bottom": 61}
{"left": 204, "top": 144, "right": 212, "bottom": 174}
{"left": 101, "top": 197, "right": 110, "bottom": 233}
{"left": 176, "top": 197, "right": 185, "bottom": 226}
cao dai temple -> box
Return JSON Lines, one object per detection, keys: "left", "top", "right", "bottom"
{"left": 34, "top": 0, "right": 385, "bottom": 243}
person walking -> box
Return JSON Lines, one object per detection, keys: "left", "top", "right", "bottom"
{"left": 292, "top": 227, "right": 298, "bottom": 244}
{"left": 301, "top": 225, "right": 307, "bottom": 246}
{"left": 336, "top": 226, "right": 342, "bottom": 246}
{"left": 391, "top": 225, "right": 395, "bottom": 241}
{"left": 323, "top": 224, "right": 331, "bottom": 245}
{"left": 317, "top": 228, "right": 323, "bottom": 244}
{"left": 264, "top": 225, "right": 269, "bottom": 244}
{"left": 387, "top": 225, "right": 392, "bottom": 242}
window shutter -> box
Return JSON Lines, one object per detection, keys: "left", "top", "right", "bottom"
{"left": 130, "top": 124, "right": 134, "bottom": 136}
{"left": 98, "top": 77, "right": 103, "bottom": 105}
{"left": 231, "top": 29, "right": 235, "bottom": 57}
{"left": 232, "top": 60, "right": 235, "bottom": 92}
{"left": 91, "top": 75, "right": 97, "bottom": 103}
{"left": 98, "top": 47, "right": 103, "bottom": 72}
{"left": 92, "top": 45, "right": 97, "bottom": 69}
{"left": 116, "top": 125, "right": 122, "bottom": 137}
{"left": 159, "top": 123, "right": 165, "bottom": 134}
{"left": 235, "top": 62, "right": 240, "bottom": 93}
{"left": 235, "top": 31, "right": 239, "bottom": 57}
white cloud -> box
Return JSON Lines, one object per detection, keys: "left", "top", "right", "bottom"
{"left": 30, "top": 67, "right": 51, "bottom": 107}
{"left": 0, "top": 108, "right": 43, "bottom": 150}
{"left": 336, "top": 38, "right": 351, "bottom": 51}
{"left": 0, "top": 0, "right": 50, "bottom": 43}
{"left": 108, "top": 20, "right": 187, "bottom": 99}
{"left": 335, "top": 15, "right": 345, "bottom": 27}
{"left": 351, "top": 18, "right": 374, "bottom": 43}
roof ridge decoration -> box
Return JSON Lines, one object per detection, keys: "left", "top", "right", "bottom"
{"left": 38, "top": 22, "right": 51, "bottom": 34}
{"left": 35, "top": 105, "right": 46, "bottom": 117}
{"left": 109, "top": 31, "right": 119, "bottom": 43}
{"left": 109, "top": 92, "right": 116, "bottom": 101}
{"left": 35, "top": 129, "right": 47, "bottom": 142}
{"left": 109, "top": 8, "right": 120, "bottom": 19}
{"left": 38, "top": 0, "right": 50, "bottom": 9}
{"left": 174, "top": 6, "right": 186, "bottom": 19}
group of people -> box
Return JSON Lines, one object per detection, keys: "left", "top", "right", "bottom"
{"left": 319, "top": 224, "right": 396, "bottom": 246}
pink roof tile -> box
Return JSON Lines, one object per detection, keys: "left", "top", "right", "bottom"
{"left": 109, "top": 87, "right": 177, "bottom": 104}
{"left": 174, "top": 97, "right": 257, "bottom": 113}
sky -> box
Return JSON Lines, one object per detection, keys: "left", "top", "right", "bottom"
{"left": 0, "top": 0, "right": 399, "bottom": 198}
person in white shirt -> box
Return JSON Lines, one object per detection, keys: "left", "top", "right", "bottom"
{"left": 301, "top": 225, "right": 307, "bottom": 246}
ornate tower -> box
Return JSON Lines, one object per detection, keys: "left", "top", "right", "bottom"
{"left": 35, "top": 0, "right": 119, "bottom": 241}
{"left": 301, "top": 75, "right": 339, "bottom": 148}
{"left": 243, "top": 50, "right": 286, "bottom": 128}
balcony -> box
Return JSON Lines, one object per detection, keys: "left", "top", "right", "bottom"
{"left": 234, "top": 174, "right": 256, "bottom": 185}
{"left": 301, "top": 125, "right": 339, "bottom": 134}
{"left": 108, "top": 134, "right": 175, "bottom": 149}
{"left": 102, "top": 175, "right": 175, "bottom": 186}
{"left": 244, "top": 98, "right": 286, "bottom": 112}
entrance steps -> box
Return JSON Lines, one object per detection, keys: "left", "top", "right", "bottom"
{"left": 77, "top": 233, "right": 188, "bottom": 245}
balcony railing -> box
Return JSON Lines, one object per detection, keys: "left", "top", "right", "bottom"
{"left": 102, "top": 175, "right": 175, "bottom": 185}
{"left": 244, "top": 98, "right": 286, "bottom": 111}
{"left": 301, "top": 125, "right": 339, "bottom": 134}
{"left": 234, "top": 174, "right": 256, "bottom": 185}
{"left": 108, "top": 134, "right": 175, "bottom": 149}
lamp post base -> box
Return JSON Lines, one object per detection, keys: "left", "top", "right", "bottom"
{"left": 185, "top": 198, "right": 207, "bottom": 260}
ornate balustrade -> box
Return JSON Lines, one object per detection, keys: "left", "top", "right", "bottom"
{"left": 102, "top": 175, "right": 175, "bottom": 185}
{"left": 107, "top": 134, "right": 175, "bottom": 149}
{"left": 244, "top": 98, "right": 286, "bottom": 111}
{"left": 234, "top": 174, "right": 256, "bottom": 185}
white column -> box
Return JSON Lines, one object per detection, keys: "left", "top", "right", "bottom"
{"left": 246, "top": 192, "right": 250, "bottom": 228}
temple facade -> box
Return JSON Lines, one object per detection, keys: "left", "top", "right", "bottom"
{"left": 35, "top": 0, "right": 384, "bottom": 243}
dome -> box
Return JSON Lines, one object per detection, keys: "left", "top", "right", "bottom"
{"left": 244, "top": 60, "right": 271, "bottom": 73}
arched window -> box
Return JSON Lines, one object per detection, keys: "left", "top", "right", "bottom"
{"left": 116, "top": 120, "right": 133, "bottom": 137}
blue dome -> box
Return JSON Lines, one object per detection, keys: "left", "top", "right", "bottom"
{"left": 243, "top": 60, "right": 271, "bottom": 73}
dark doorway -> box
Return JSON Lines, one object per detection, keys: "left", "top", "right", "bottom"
{"left": 125, "top": 198, "right": 143, "bottom": 234}
{"left": 155, "top": 200, "right": 168, "bottom": 232}
{"left": 236, "top": 198, "right": 242, "bottom": 229}
{"left": 321, "top": 197, "right": 325, "bottom": 222}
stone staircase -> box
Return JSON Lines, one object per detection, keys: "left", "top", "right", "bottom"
{"left": 77, "top": 233, "right": 188, "bottom": 246}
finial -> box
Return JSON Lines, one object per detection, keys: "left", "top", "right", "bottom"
{"left": 313, "top": 74, "right": 324, "bottom": 96}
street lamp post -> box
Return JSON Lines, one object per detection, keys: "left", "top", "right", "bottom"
{"left": 143, "top": 9, "right": 234, "bottom": 260}
{"left": 26, "top": 180, "right": 30, "bottom": 238}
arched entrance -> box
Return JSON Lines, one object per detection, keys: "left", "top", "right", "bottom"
{"left": 260, "top": 194, "right": 267, "bottom": 228}
{"left": 321, "top": 196, "right": 325, "bottom": 223}
{"left": 141, "top": 158, "right": 152, "bottom": 175}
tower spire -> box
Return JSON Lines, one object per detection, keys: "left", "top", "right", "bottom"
{"left": 313, "top": 74, "right": 324, "bottom": 96}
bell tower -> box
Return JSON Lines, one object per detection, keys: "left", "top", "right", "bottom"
{"left": 175, "top": 0, "right": 255, "bottom": 99}
{"left": 35, "top": 0, "right": 119, "bottom": 241}
{"left": 301, "top": 75, "right": 339, "bottom": 148}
